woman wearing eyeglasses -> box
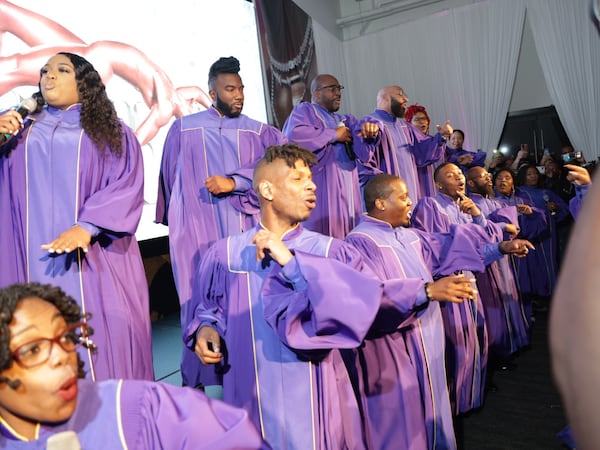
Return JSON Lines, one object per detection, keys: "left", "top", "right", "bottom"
{"left": 0, "top": 282, "right": 267, "bottom": 449}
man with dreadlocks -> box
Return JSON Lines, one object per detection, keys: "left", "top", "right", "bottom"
{"left": 156, "top": 56, "right": 286, "bottom": 388}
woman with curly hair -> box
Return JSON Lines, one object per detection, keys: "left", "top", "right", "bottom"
{"left": 0, "top": 282, "right": 266, "bottom": 449}
{"left": 0, "top": 52, "right": 153, "bottom": 381}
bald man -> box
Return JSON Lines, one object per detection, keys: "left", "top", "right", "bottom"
{"left": 354, "top": 85, "right": 452, "bottom": 203}
{"left": 282, "top": 74, "right": 379, "bottom": 238}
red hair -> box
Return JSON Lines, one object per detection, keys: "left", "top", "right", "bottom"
{"left": 405, "top": 104, "right": 430, "bottom": 123}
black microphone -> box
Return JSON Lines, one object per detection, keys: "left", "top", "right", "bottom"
{"left": 337, "top": 120, "right": 356, "bottom": 160}
{"left": 0, "top": 96, "right": 39, "bottom": 145}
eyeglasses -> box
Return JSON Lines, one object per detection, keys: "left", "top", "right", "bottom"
{"left": 470, "top": 172, "right": 492, "bottom": 180}
{"left": 411, "top": 117, "right": 429, "bottom": 123}
{"left": 316, "top": 84, "right": 344, "bottom": 93}
{"left": 12, "top": 323, "right": 90, "bottom": 368}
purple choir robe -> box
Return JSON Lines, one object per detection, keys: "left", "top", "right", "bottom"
{"left": 282, "top": 102, "right": 369, "bottom": 238}
{"left": 493, "top": 192, "right": 549, "bottom": 321}
{"left": 0, "top": 379, "right": 268, "bottom": 449}
{"left": 445, "top": 147, "right": 486, "bottom": 176}
{"left": 354, "top": 109, "right": 445, "bottom": 203}
{"left": 418, "top": 161, "right": 442, "bottom": 198}
{"left": 185, "top": 224, "right": 426, "bottom": 450}
{"left": 0, "top": 106, "right": 153, "bottom": 381}
{"left": 569, "top": 183, "right": 590, "bottom": 219}
{"left": 516, "top": 186, "right": 570, "bottom": 298}
{"left": 470, "top": 193, "right": 530, "bottom": 356}
{"left": 411, "top": 193, "right": 504, "bottom": 414}
{"left": 346, "top": 215, "right": 505, "bottom": 449}
{"left": 156, "top": 107, "right": 286, "bottom": 386}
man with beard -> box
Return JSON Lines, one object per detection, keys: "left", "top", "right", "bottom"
{"left": 282, "top": 74, "right": 379, "bottom": 238}
{"left": 156, "top": 56, "right": 286, "bottom": 389}
{"left": 354, "top": 85, "right": 452, "bottom": 203}
{"left": 466, "top": 166, "right": 530, "bottom": 377}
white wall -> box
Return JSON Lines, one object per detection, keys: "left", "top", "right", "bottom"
{"left": 508, "top": 13, "right": 552, "bottom": 112}
{"left": 294, "top": 0, "right": 553, "bottom": 115}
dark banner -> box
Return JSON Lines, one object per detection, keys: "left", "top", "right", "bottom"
{"left": 254, "top": 0, "right": 318, "bottom": 129}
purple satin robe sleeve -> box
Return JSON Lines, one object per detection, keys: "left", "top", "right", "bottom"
{"left": 412, "top": 225, "right": 489, "bottom": 277}
{"left": 411, "top": 197, "right": 452, "bottom": 233}
{"left": 120, "top": 380, "right": 269, "bottom": 449}
{"left": 78, "top": 124, "right": 144, "bottom": 237}
{"left": 261, "top": 249, "right": 380, "bottom": 350}
{"left": 227, "top": 123, "right": 287, "bottom": 192}
{"left": 262, "top": 244, "right": 427, "bottom": 349}
{"left": 411, "top": 198, "right": 503, "bottom": 266}
{"left": 155, "top": 118, "right": 182, "bottom": 225}
{"left": 353, "top": 117, "right": 445, "bottom": 183}
{"left": 227, "top": 125, "right": 286, "bottom": 215}
{"left": 486, "top": 205, "right": 519, "bottom": 237}
{"left": 445, "top": 148, "right": 486, "bottom": 168}
{"left": 184, "top": 241, "right": 228, "bottom": 348}
{"left": 351, "top": 117, "right": 382, "bottom": 163}
{"left": 282, "top": 102, "right": 338, "bottom": 155}
{"left": 570, "top": 183, "right": 590, "bottom": 219}
{"left": 353, "top": 117, "right": 386, "bottom": 184}
{"left": 403, "top": 124, "right": 446, "bottom": 168}
{"left": 518, "top": 205, "right": 549, "bottom": 241}
{"left": 343, "top": 235, "right": 429, "bottom": 332}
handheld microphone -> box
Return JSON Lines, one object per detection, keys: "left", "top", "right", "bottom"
{"left": 337, "top": 120, "right": 356, "bottom": 160}
{"left": 0, "top": 96, "right": 39, "bottom": 145}
{"left": 46, "top": 431, "right": 82, "bottom": 450}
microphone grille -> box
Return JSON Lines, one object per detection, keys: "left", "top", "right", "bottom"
{"left": 20, "top": 96, "right": 39, "bottom": 113}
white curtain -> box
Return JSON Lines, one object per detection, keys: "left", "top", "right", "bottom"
{"left": 526, "top": 0, "right": 600, "bottom": 161}
{"left": 312, "top": 0, "right": 526, "bottom": 156}
{"left": 312, "top": 20, "right": 346, "bottom": 85}
{"left": 447, "top": 0, "right": 526, "bottom": 154}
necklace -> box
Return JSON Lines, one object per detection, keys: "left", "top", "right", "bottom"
{"left": 266, "top": 19, "right": 315, "bottom": 128}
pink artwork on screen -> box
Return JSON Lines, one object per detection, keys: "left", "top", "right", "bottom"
{"left": 0, "top": 0, "right": 211, "bottom": 146}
